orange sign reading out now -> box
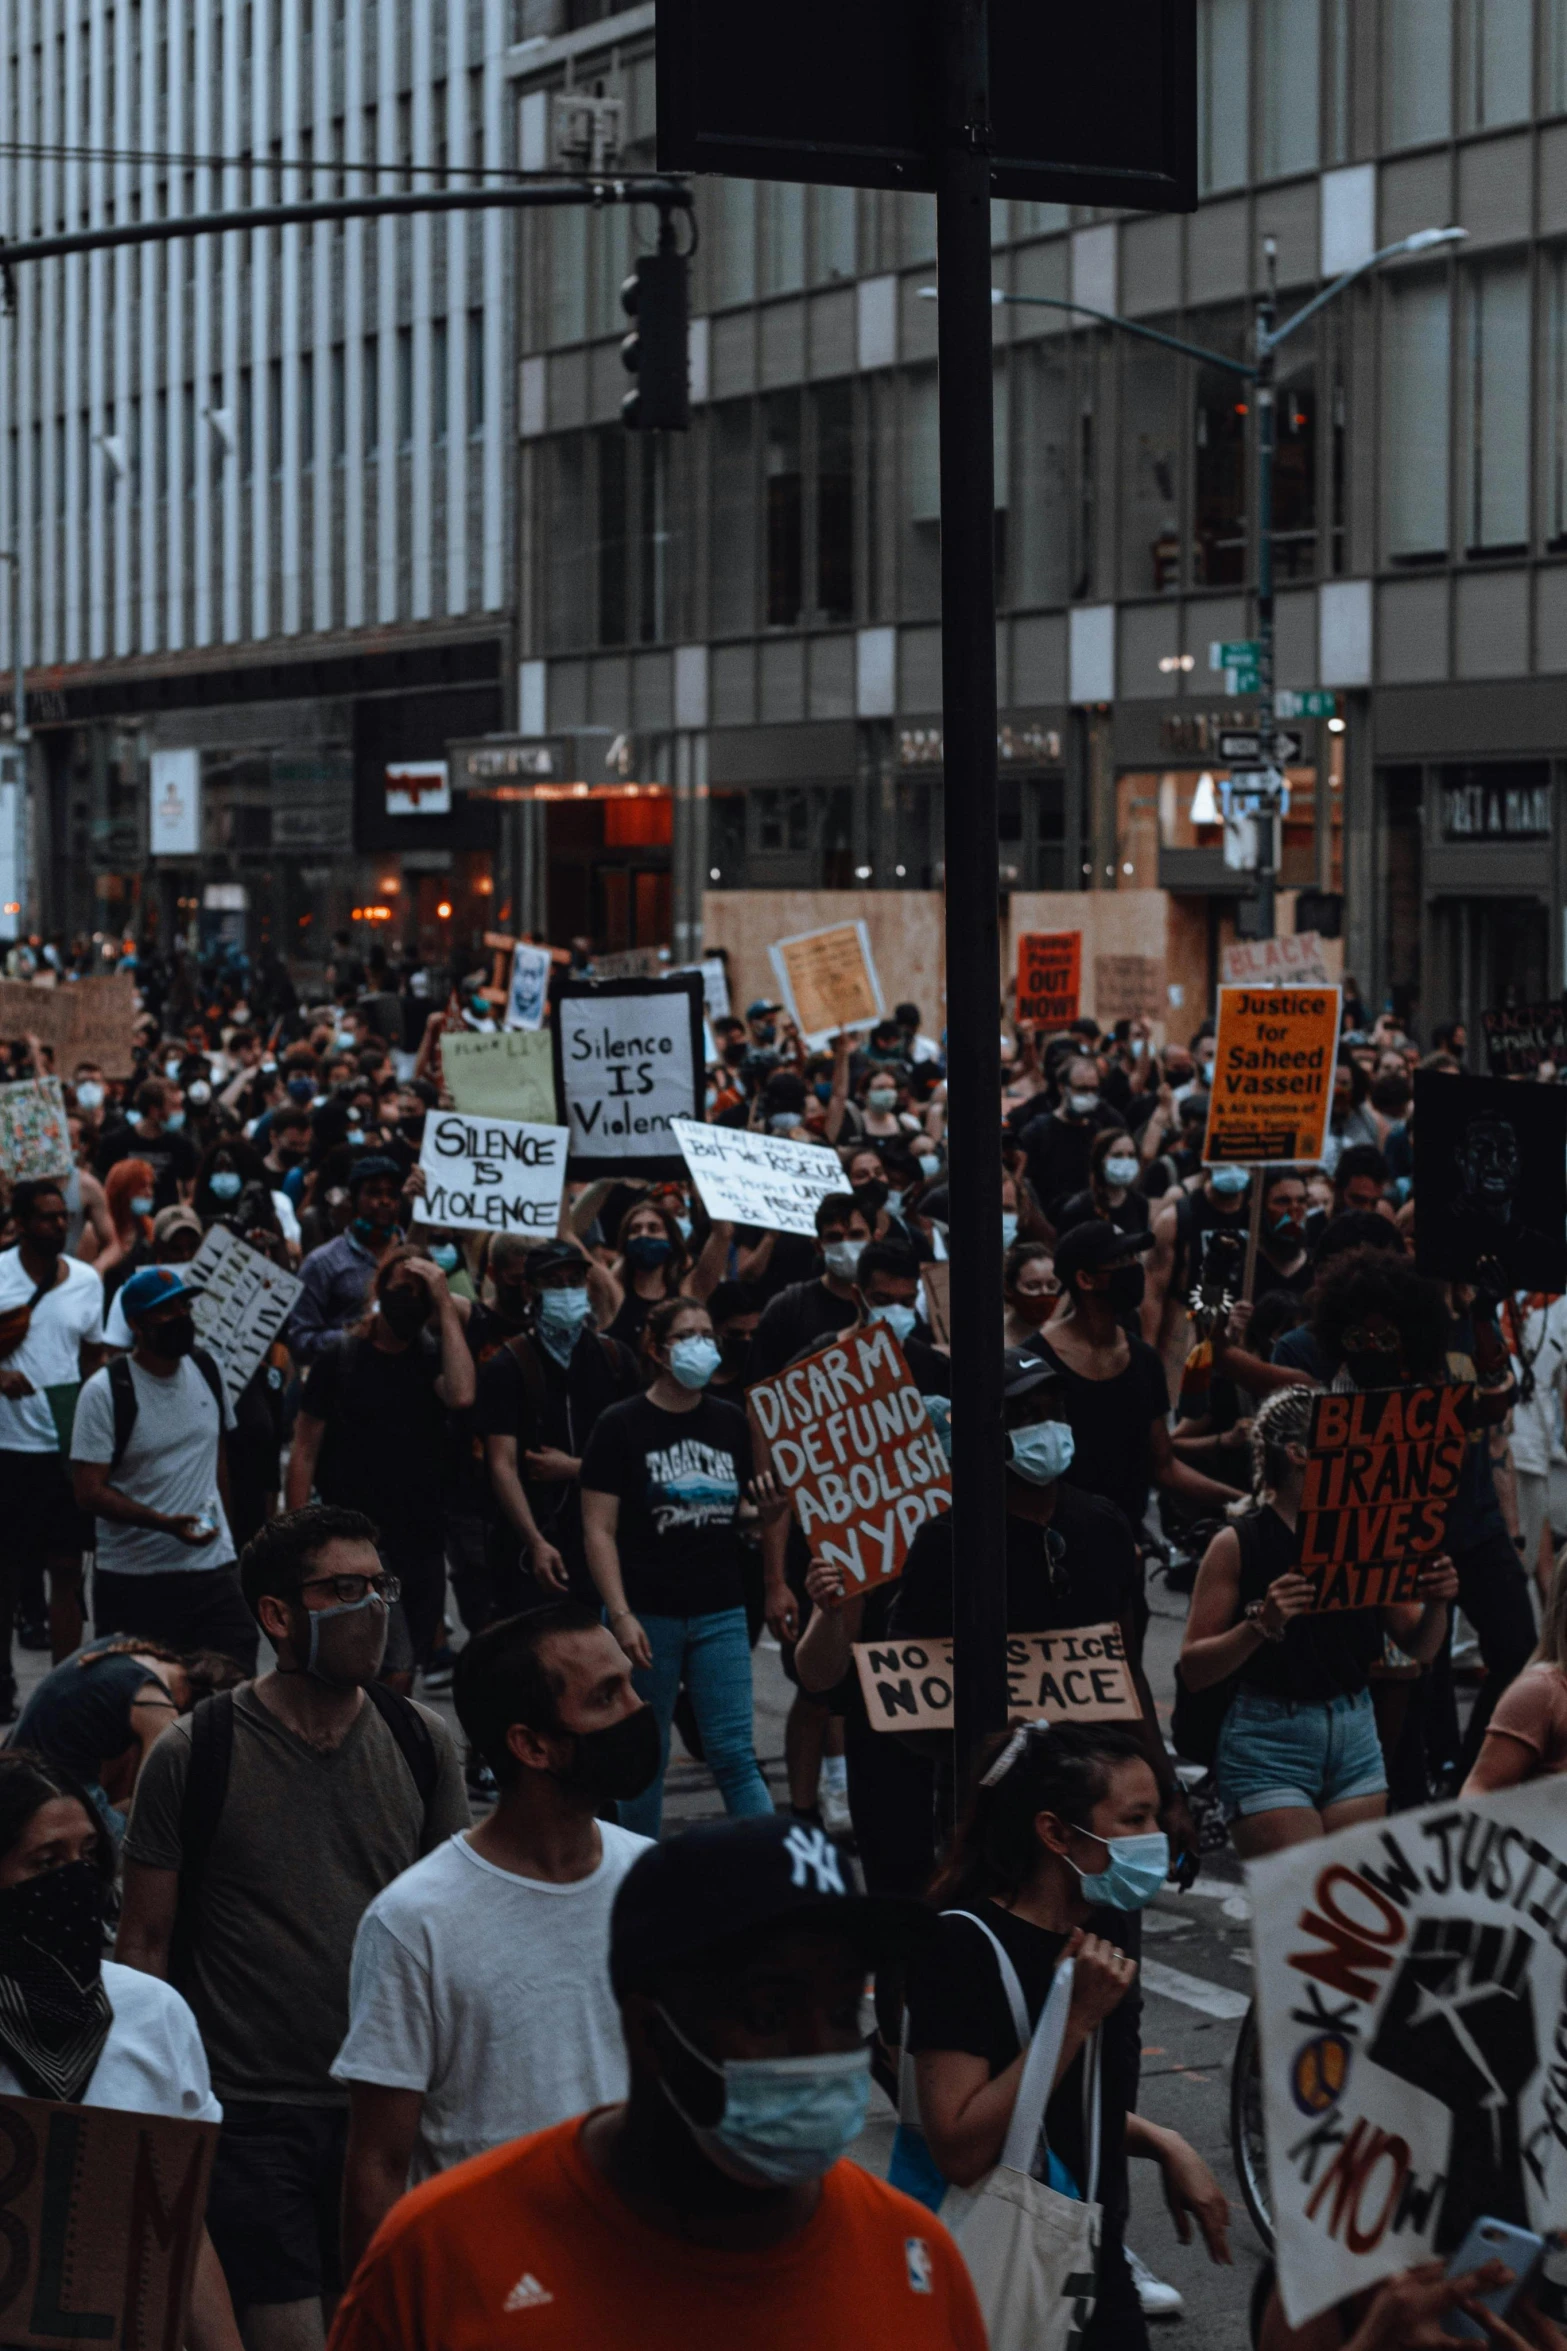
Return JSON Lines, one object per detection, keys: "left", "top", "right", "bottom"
{"left": 1016, "top": 932, "right": 1081, "bottom": 1028}
{"left": 1203, "top": 985, "right": 1341, "bottom": 1165}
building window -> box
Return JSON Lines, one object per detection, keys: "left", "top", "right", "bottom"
{"left": 1460, "top": 260, "right": 1530, "bottom": 552}
{"left": 300, "top": 351, "right": 314, "bottom": 469}
{"left": 1260, "top": 0, "right": 1320, "bottom": 178}
{"left": 1549, "top": 0, "right": 1567, "bottom": 111}
{"left": 1015, "top": 343, "right": 1071, "bottom": 607}
{"left": 1385, "top": 0, "right": 1453, "bottom": 147}
{"left": 544, "top": 432, "right": 590, "bottom": 650}
{"left": 765, "top": 392, "right": 803, "bottom": 626}
{"left": 714, "top": 180, "right": 756, "bottom": 308}
{"left": 902, "top": 366, "right": 942, "bottom": 618}
{"left": 1461, "top": 0, "right": 1532, "bottom": 129}
{"left": 467, "top": 310, "right": 484, "bottom": 436}
{"left": 432, "top": 319, "right": 448, "bottom": 444}
{"left": 1194, "top": 359, "right": 1249, "bottom": 585}
{"left": 1275, "top": 371, "right": 1319, "bottom": 580}
{"left": 268, "top": 361, "right": 283, "bottom": 480}
{"left": 759, "top": 183, "right": 806, "bottom": 297}
{"left": 813, "top": 380, "right": 854, "bottom": 623}
{"left": 1383, "top": 271, "right": 1451, "bottom": 561}
{"left": 239, "top": 367, "right": 253, "bottom": 481}
{"left": 810, "top": 185, "right": 856, "bottom": 283}
{"left": 1198, "top": 0, "right": 1250, "bottom": 193}
{"left": 363, "top": 336, "right": 379, "bottom": 458}
{"left": 597, "top": 425, "right": 628, "bottom": 646}
{"left": 1326, "top": 0, "right": 1354, "bottom": 161}
{"left": 396, "top": 327, "right": 413, "bottom": 450}
{"left": 638, "top": 433, "right": 666, "bottom": 644}
{"left": 331, "top": 345, "right": 345, "bottom": 464}
{"left": 1120, "top": 333, "right": 1183, "bottom": 596}
{"left": 709, "top": 400, "right": 757, "bottom": 635}
{"left": 550, "top": 206, "right": 588, "bottom": 344}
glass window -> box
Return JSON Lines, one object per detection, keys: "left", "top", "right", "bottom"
{"left": 550, "top": 206, "right": 588, "bottom": 345}
{"left": 992, "top": 362, "right": 1011, "bottom": 601}
{"left": 810, "top": 186, "right": 856, "bottom": 283}
{"left": 363, "top": 337, "right": 378, "bottom": 458}
{"left": 1385, "top": 0, "right": 1453, "bottom": 146}
{"left": 1260, "top": 0, "right": 1320, "bottom": 177}
{"left": 901, "top": 368, "right": 942, "bottom": 617}
{"left": 1015, "top": 342, "right": 1071, "bottom": 606}
{"left": 590, "top": 205, "right": 631, "bottom": 340}
{"left": 432, "top": 319, "right": 447, "bottom": 444}
{"left": 396, "top": 329, "right": 412, "bottom": 449}
{"left": 813, "top": 381, "right": 854, "bottom": 623}
{"left": 899, "top": 192, "right": 937, "bottom": 267}
{"left": 760, "top": 184, "right": 805, "bottom": 296}
{"left": 1274, "top": 367, "right": 1319, "bottom": 580}
{"left": 1459, "top": 260, "right": 1530, "bottom": 551}
{"left": 1194, "top": 362, "right": 1249, "bottom": 585}
{"left": 638, "top": 434, "right": 666, "bottom": 643}
{"left": 544, "top": 433, "right": 590, "bottom": 650}
{"left": 1199, "top": 0, "right": 1250, "bottom": 192}
{"left": 714, "top": 180, "right": 756, "bottom": 307}
{"left": 1120, "top": 333, "right": 1183, "bottom": 595}
{"left": 1383, "top": 272, "right": 1451, "bottom": 560}
{"left": 1326, "top": 0, "right": 1354, "bottom": 160}
{"left": 765, "top": 392, "right": 803, "bottom": 624}
{"left": 1017, "top": 201, "right": 1070, "bottom": 235}
{"left": 1546, "top": 248, "right": 1567, "bottom": 543}
{"left": 597, "top": 426, "right": 628, "bottom": 645}
{"left": 710, "top": 402, "right": 757, "bottom": 634}
{"left": 301, "top": 356, "right": 316, "bottom": 472}
{"left": 1462, "top": 0, "right": 1532, "bottom": 128}
{"left": 1549, "top": 0, "right": 1567, "bottom": 110}
{"left": 467, "top": 311, "right": 484, "bottom": 436}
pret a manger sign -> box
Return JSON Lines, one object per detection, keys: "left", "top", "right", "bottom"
{"left": 1298, "top": 1386, "right": 1472, "bottom": 1609}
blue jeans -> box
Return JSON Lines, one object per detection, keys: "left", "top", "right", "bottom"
{"left": 619, "top": 1606, "right": 773, "bottom": 1840}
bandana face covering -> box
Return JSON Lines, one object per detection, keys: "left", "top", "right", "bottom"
{"left": 0, "top": 1861, "right": 113, "bottom": 2102}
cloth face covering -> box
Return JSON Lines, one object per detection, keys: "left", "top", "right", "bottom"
{"left": 0, "top": 1860, "right": 112, "bottom": 2102}
{"left": 656, "top": 2006, "right": 871, "bottom": 2187}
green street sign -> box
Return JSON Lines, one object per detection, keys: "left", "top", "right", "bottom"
{"left": 1225, "top": 665, "right": 1261, "bottom": 694}
{"left": 1219, "top": 639, "right": 1260, "bottom": 664}
{"left": 1275, "top": 688, "right": 1338, "bottom": 719}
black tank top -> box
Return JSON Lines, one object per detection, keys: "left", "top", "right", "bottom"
{"left": 1233, "top": 1508, "right": 1383, "bottom": 1702}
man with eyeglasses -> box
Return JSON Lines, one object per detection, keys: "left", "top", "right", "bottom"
{"left": 116, "top": 1504, "right": 470, "bottom": 2351}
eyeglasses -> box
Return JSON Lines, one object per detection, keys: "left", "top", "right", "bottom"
{"left": 1340, "top": 1326, "right": 1402, "bottom": 1354}
{"left": 297, "top": 1572, "right": 401, "bottom": 1606}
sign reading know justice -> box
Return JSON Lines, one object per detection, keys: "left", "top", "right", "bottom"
{"left": 417, "top": 1113, "right": 568, "bottom": 1236}
{"left": 747, "top": 1326, "right": 950, "bottom": 1592}
{"left": 854, "top": 1624, "right": 1139, "bottom": 1733}
{"left": 672, "top": 1118, "right": 842, "bottom": 1239}
{"left": 1297, "top": 1385, "right": 1471, "bottom": 1610}
{"left": 1203, "top": 986, "right": 1341, "bottom": 1165}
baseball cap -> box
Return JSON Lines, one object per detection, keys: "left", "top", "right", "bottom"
{"left": 346, "top": 1154, "right": 402, "bottom": 1195}
{"left": 1002, "top": 1346, "right": 1063, "bottom": 1402}
{"left": 151, "top": 1205, "right": 203, "bottom": 1244}
{"left": 609, "top": 1815, "right": 932, "bottom": 2001}
{"left": 119, "top": 1265, "right": 202, "bottom": 1320}
{"left": 523, "top": 1238, "right": 588, "bottom": 1282}
{"left": 1052, "top": 1219, "right": 1156, "bottom": 1288}
{"left": 746, "top": 998, "right": 782, "bottom": 1019}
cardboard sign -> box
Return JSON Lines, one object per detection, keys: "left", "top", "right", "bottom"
{"left": 552, "top": 975, "right": 705, "bottom": 1176}
{"left": 1221, "top": 931, "right": 1332, "bottom": 987}
{"left": 920, "top": 1260, "right": 951, "bottom": 1348}
{"left": 748, "top": 1325, "right": 951, "bottom": 1590}
{"left": 187, "top": 1226, "right": 302, "bottom": 1411}
{"left": 1480, "top": 1001, "right": 1567, "bottom": 1077}
{"left": 504, "top": 942, "right": 552, "bottom": 1032}
{"left": 442, "top": 1028, "right": 559, "bottom": 1124}
{"left": 0, "top": 1079, "right": 73, "bottom": 1181}
{"left": 1093, "top": 954, "right": 1163, "bottom": 1023}
{"left": 0, "top": 2092, "right": 217, "bottom": 2350}
{"left": 854, "top": 1623, "right": 1140, "bottom": 1732}
{"left": 769, "top": 921, "right": 884, "bottom": 1047}
{"left": 1015, "top": 931, "right": 1081, "bottom": 1028}
{"left": 675, "top": 957, "right": 732, "bottom": 1023}
{"left": 1414, "top": 1070, "right": 1567, "bottom": 1296}
{"left": 1297, "top": 1384, "right": 1472, "bottom": 1609}
{"left": 0, "top": 978, "right": 138, "bottom": 1077}
{"left": 592, "top": 946, "right": 665, "bottom": 981}
{"left": 418, "top": 1112, "right": 569, "bottom": 1235}
{"left": 1203, "top": 986, "right": 1341, "bottom": 1165}
{"left": 671, "top": 1118, "right": 842, "bottom": 1238}
{"left": 1250, "top": 1780, "right": 1567, "bottom": 2326}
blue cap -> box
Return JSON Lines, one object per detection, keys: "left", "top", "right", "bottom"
{"left": 119, "top": 1265, "right": 202, "bottom": 1321}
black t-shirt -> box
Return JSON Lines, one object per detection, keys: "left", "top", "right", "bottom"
{"left": 891, "top": 1485, "right": 1140, "bottom": 1640}
{"left": 472, "top": 1328, "right": 638, "bottom": 1555}
{"left": 580, "top": 1392, "right": 753, "bottom": 1618}
{"left": 605, "top": 1287, "right": 658, "bottom": 1355}
{"left": 1053, "top": 1190, "right": 1151, "bottom": 1243}
{"left": 749, "top": 1278, "right": 858, "bottom": 1382}
{"left": 1233, "top": 1506, "right": 1382, "bottom": 1700}
{"left": 1017, "top": 1108, "right": 1121, "bottom": 1221}
{"left": 1030, "top": 1333, "right": 1171, "bottom": 1539}
{"left": 300, "top": 1332, "right": 447, "bottom": 1550}
{"left": 907, "top": 1897, "right": 1139, "bottom": 2239}
{"left": 95, "top": 1122, "right": 198, "bottom": 1212}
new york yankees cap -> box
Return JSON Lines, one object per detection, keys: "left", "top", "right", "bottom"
{"left": 608, "top": 1815, "right": 934, "bottom": 1999}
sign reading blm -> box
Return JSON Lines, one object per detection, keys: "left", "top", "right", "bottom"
{"left": 1414, "top": 1069, "right": 1567, "bottom": 1296}
{"left": 552, "top": 975, "right": 704, "bottom": 1177}
{"left": 418, "top": 1113, "right": 569, "bottom": 1236}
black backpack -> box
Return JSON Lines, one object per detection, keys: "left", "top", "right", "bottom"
{"left": 107, "top": 1347, "right": 227, "bottom": 1471}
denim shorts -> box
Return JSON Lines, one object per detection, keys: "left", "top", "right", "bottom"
{"left": 1214, "top": 1685, "right": 1386, "bottom": 1819}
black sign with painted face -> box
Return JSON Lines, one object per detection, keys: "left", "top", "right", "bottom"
{"left": 1414, "top": 1071, "right": 1567, "bottom": 1295}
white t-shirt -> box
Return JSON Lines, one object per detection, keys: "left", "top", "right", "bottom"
{"left": 71, "top": 1353, "right": 236, "bottom": 1574}
{"left": 331, "top": 1823, "right": 651, "bottom": 2183}
{"left": 0, "top": 1962, "right": 222, "bottom": 2122}
{"left": 0, "top": 1249, "right": 105, "bottom": 1454}
{"left": 1511, "top": 1295, "right": 1567, "bottom": 1476}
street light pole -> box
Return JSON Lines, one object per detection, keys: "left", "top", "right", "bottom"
{"left": 1254, "top": 235, "right": 1279, "bottom": 941}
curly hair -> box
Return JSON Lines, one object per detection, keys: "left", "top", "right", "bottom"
{"left": 1309, "top": 1245, "right": 1449, "bottom": 1384}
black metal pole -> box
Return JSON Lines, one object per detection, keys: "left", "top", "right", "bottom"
{"left": 938, "top": 0, "right": 1007, "bottom": 1788}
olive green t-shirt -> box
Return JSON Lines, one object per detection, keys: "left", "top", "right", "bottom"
{"left": 123, "top": 1682, "right": 470, "bottom": 2105}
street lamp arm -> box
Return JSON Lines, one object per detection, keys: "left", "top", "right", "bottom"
{"left": 917, "top": 284, "right": 1255, "bottom": 375}
{"left": 1264, "top": 226, "right": 1468, "bottom": 352}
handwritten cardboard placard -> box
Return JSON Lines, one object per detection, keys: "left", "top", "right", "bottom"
{"left": 920, "top": 1260, "right": 951, "bottom": 1348}
{"left": 441, "top": 1029, "right": 559, "bottom": 1124}
{"left": 769, "top": 922, "right": 884, "bottom": 1047}
{"left": 1015, "top": 931, "right": 1081, "bottom": 1028}
{"left": 0, "top": 2093, "right": 217, "bottom": 2350}
{"left": 1093, "top": 953, "right": 1162, "bottom": 1023}
{"left": 187, "top": 1226, "right": 302, "bottom": 1410}
{"left": 1298, "top": 1383, "right": 1471, "bottom": 1609}
{"left": 0, "top": 978, "right": 138, "bottom": 1076}
{"left": 671, "top": 1118, "right": 842, "bottom": 1238}
{"left": 1202, "top": 985, "right": 1341, "bottom": 1166}
{"left": 1481, "top": 1001, "right": 1567, "bottom": 1077}
{"left": 552, "top": 975, "right": 704, "bottom": 1177}
{"left": 748, "top": 1324, "right": 950, "bottom": 1591}
{"left": 418, "top": 1111, "right": 568, "bottom": 1236}
{"left": 854, "top": 1624, "right": 1139, "bottom": 1732}
{"left": 0, "top": 1079, "right": 73, "bottom": 1182}
{"left": 1220, "top": 931, "right": 1332, "bottom": 988}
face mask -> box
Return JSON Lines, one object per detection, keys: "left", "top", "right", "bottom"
{"left": 918, "top": 1152, "right": 941, "bottom": 1178}
{"left": 1103, "top": 1155, "right": 1140, "bottom": 1188}
{"left": 165, "top": 1111, "right": 186, "bottom": 1131}
{"left": 164, "top": 1059, "right": 182, "bottom": 1080}
{"left": 719, "top": 1332, "right": 753, "bottom": 1379}
{"left": 668, "top": 1335, "right": 721, "bottom": 1391}
{"left": 675, "top": 1213, "right": 692, "bottom": 1241}
{"left": 299, "top": 1589, "right": 389, "bottom": 1689}
{"left": 0, "top": 1858, "right": 107, "bottom": 1994}
{"left": 334, "top": 1030, "right": 356, "bottom": 1051}
{"left": 130, "top": 1194, "right": 155, "bottom": 1218}
{"left": 554, "top": 1703, "right": 661, "bottom": 1804}
{"left": 767, "top": 1111, "right": 799, "bottom": 1134}
{"left": 75, "top": 1082, "right": 103, "bottom": 1113}
{"left": 1105, "top": 1264, "right": 1145, "bottom": 1313}
{"left": 209, "top": 1170, "right": 243, "bottom": 1200}
{"left": 1211, "top": 1165, "right": 1251, "bottom": 1197}
{"left": 143, "top": 1312, "right": 196, "bottom": 1359}
{"left": 400, "top": 1115, "right": 426, "bottom": 1146}
{"left": 814, "top": 1082, "right": 833, "bottom": 1105}
{"left": 656, "top": 2005, "right": 871, "bottom": 2188}
{"left": 625, "top": 1233, "right": 673, "bottom": 1271}
{"left": 822, "top": 1240, "right": 862, "bottom": 1282}
{"left": 494, "top": 1280, "right": 531, "bottom": 1327}
{"left": 867, "top": 1301, "right": 917, "bottom": 1343}
{"left": 752, "top": 1024, "right": 776, "bottom": 1049}
{"left": 380, "top": 1288, "right": 429, "bottom": 1341}
{"left": 1000, "top": 1212, "right": 1019, "bottom": 1249}
{"left": 1068, "top": 1092, "right": 1099, "bottom": 1117}
{"left": 1008, "top": 1419, "right": 1075, "bottom": 1485}
{"left": 429, "top": 1242, "right": 460, "bottom": 1274}
{"left": 347, "top": 1127, "right": 366, "bottom": 1148}
{"left": 1272, "top": 1214, "right": 1302, "bottom": 1242}
{"left": 1070, "top": 1828, "right": 1170, "bottom": 1912}
{"left": 866, "top": 1088, "right": 897, "bottom": 1113}
{"left": 287, "top": 1078, "right": 315, "bottom": 1104}
{"left": 535, "top": 1284, "right": 592, "bottom": 1363}
{"left": 1010, "top": 1290, "right": 1054, "bottom": 1327}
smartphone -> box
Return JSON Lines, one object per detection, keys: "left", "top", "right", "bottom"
{"left": 1444, "top": 2216, "right": 1546, "bottom": 2340}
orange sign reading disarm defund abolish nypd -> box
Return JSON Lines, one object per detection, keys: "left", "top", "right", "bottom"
{"left": 1203, "top": 986, "right": 1341, "bottom": 1165}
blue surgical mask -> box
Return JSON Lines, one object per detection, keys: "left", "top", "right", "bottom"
{"left": 1103, "top": 1155, "right": 1140, "bottom": 1188}
{"left": 918, "top": 1152, "right": 941, "bottom": 1178}
{"left": 1008, "top": 1420, "right": 1075, "bottom": 1486}
{"left": 867, "top": 1302, "right": 917, "bottom": 1343}
{"left": 668, "top": 1335, "right": 721, "bottom": 1391}
{"left": 1000, "top": 1211, "right": 1019, "bottom": 1248}
{"left": 535, "top": 1284, "right": 592, "bottom": 1364}
{"left": 429, "top": 1242, "right": 460, "bottom": 1273}
{"left": 75, "top": 1082, "right": 104, "bottom": 1113}
{"left": 769, "top": 1112, "right": 799, "bottom": 1134}
{"left": 165, "top": 1110, "right": 186, "bottom": 1131}
{"left": 924, "top": 1394, "right": 953, "bottom": 1462}
{"left": 822, "top": 1240, "right": 862, "bottom": 1282}
{"left": 1210, "top": 1165, "right": 1250, "bottom": 1196}
{"left": 675, "top": 1214, "right": 693, "bottom": 1241}
{"left": 815, "top": 1082, "right": 834, "bottom": 1105}
{"left": 130, "top": 1194, "right": 155, "bottom": 1218}
{"left": 656, "top": 2005, "right": 871, "bottom": 2188}
{"left": 1070, "top": 1829, "right": 1170, "bottom": 1912}
{"left": 209, "top": 1170, "right": 243, "bottom": 1200}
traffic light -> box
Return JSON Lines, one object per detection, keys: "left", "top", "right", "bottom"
{"left": 620, "top": 250, "right": 690, "bottom": 430}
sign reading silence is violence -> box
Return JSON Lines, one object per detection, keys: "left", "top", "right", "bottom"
{"left": 1297, "top": 1383, "right": 1472, "bottom": 1609}
{"left": 747, "top": 1324, "right": 950, "bottom": 1592}
{"left": 1203, "top": 985, "right": 1341, "bottom": 1165}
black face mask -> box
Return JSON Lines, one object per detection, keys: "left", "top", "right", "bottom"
{"left": 555, "top": 1704, "right": 661, "bottom": 1803}
{"left": 1344, "top": 1350, "right": 1403, "bottom": 1392}
{"left": 145, "top": 1312, "right": 196, "bottom": 1359}
{"left": 381, "top": 1288, "right": 430, "bottom": 1341}
{"left": 718, "top": 1332, "right": 753, "bottom": 1382}
{"left": 399, "top": 1114, "right": 426, "bottom": 1145}
{"left": 1105, "top": 1264, "right": 1146, "bottom": 1314}
{"left": 493, "top": 1281, "right": 531, "bottom": 1327}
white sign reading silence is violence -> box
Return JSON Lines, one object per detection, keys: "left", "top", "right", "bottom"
{"left": 1251, "top": 1779, "right": 1567, "bottom": 2327}
{"left": 417, "top": 1111, "right": 568, "bottom": 1236}
{"left": 672, "top": 1119, "right": 842, "bottom": 1239}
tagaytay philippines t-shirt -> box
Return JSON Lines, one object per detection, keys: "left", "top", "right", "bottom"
{"left": 579, "top": 1393, "right": 751, "bottom": 1618}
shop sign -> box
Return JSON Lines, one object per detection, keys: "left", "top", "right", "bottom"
{"left": 1440, "top": 772, "right": 1551, "bottom": 842}
{"left": 897, "top": 724, "right": 1062, "bottom": 769}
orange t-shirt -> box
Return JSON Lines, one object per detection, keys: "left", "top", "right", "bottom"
{"left": 328, "top": 2115, "right": 987, "bottom": 2351}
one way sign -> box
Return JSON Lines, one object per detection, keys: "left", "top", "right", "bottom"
{"left": 1218, "top": 728, "right": 1305, "bottom": 769}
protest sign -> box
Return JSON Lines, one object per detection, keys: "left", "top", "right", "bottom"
{"left": 0, "top": 1079, "right": 72, "bottom": 1181}
{"left": 592, "top": 946, "right": 665, "bottom": 980}
{"left": 1481, "top": 1001, "right": 1567, "bottom": 1077}
{"left": 854, "top": 1624, "right": 1139, "bottom": 1732}
{"left": 748, "top": 1324, "right": 950, "bottom": 1591}
{"left": 442, "top": 1028, "right": 559, "bottom": 1124}
{"left": 0, "top": 2092, "right": 217, "bottom": 2350}
{"left": 0, "top": 977, "right": 138, "bottom": 1075}
{"left": 1203, "top": 986, "right": 1341, "bottom": 1165}
{"left": 1250, "top": 1779, "right": 1567, "bottom": 2326}
{"left": 671, "top": 1118, "right": 841, "bottom": 1238}
{"left": 504, "top": 942, "right": 552, "bottom": 1031}
{"left": 0, "top": 985, "right": 77, "bottom": 1063}
{"left": 1414, "top": 1070, "right": 1567, "bottom": 1296}
{"left": 1015, "top": 931, "right": 1081, "bottom": 1027}
{"left": 1093, "top": 954, "right": 1163, "bottom": 1023}
{"left": 553, "top": 975, "right": 704, "bottom": 1176}
{"left": 187, "top": 1227, "right": 303, "bottom": 1411}
{"left": 418, "top": 1112, "right": 569, "bottom": 1235}
{"left": 920, "top": 1260, "right": 951, "bottom": 1348}
{"left": 769, "top": 922, "right": 884, "bottom": 1046}
{"left": 1221, "top": 931, "right": 1332, "bottom": 987}
{"left": 1297, "top": 1384, "right": 1471, "bottom": 1609}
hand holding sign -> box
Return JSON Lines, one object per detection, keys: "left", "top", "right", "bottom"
{"left": 1203, "top": 986, "right": 1341, "bottom": 1166}
{"left": 1016, "top": 932, "right": 1081, "bottom": 1028}
{"left": 1297, "top": 1384, "right": 1471, "bottom": 1609}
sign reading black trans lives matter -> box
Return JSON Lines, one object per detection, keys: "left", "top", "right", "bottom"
{"left": 553, "top": 975, "right": 705, "bottom": 1177}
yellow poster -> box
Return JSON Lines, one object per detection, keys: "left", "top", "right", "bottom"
{"left": 769, "top": 921, "right": 884, "bottom": 1044}
{"left": 1202, "top": 986, "right": 1341, "bottom": 1165}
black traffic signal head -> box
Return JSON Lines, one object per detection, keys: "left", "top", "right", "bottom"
{"left": 620, "top": 250, "right": 690, "bottom": 431}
